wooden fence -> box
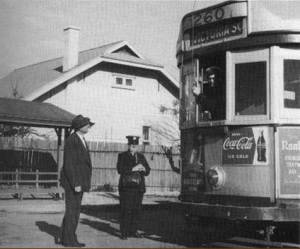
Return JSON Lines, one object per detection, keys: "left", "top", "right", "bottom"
{"left": 0, "top": 169, "right": 62, "bottom": 199}
{"left": 0, "top": 137, "right": 181, "bottom": 193}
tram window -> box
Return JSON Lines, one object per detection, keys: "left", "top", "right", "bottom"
{"left": 235, "top": 62, "right": 267, "bottom": 115}
{"left": 284, "top": 60, "right": 300, "bottom": 109}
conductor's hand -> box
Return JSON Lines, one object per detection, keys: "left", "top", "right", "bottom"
{"left": 192, "top": 83, "right": 201, "bottom": 96}
{"left": 132, "top": 164, "right": 145, "bottom": 172}
{"left": 74, "top": 186, "right": 82, "bottom": 192}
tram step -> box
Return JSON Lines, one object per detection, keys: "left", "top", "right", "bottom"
{"left": 228, "top": 237, "right": 300, "bottom": 248}
{"left": 210, "top": 241, "right": 252, "bottom": 248}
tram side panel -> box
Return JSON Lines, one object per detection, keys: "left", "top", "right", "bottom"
{"left": 277, "top": 127, "right": 300, "bottom": 199}
{"left": 181, "top": 126, "right": 275, "bottom": 204}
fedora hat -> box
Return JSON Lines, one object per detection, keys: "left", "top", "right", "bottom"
{"left": 71, "top": 115, "right": 95, "bottom": 131}
{"left": 126, "top": 135, "right": 140, "bottom": 145}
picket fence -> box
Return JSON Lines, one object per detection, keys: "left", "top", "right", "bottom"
{"left": 0, "top": 137, "right": 181, "bottom": 193}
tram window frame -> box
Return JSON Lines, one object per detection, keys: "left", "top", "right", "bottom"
{"left": 278, "top": 47, "right": 300, "bottom": 120}
{"left": 227, "top": 48, "right": 270, "bottom": 122}
{"left": 235, "top": 61, "right": 267, "bottom": 115}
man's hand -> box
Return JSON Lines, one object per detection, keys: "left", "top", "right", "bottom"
{"left": 192, "top": 81, "right": 201, "bottom": 96}
{"left": 132, "top": 164, "right": 145, "bottom": 172}
{"left": 74, "top": 186, "right": 82, "bottom": 192}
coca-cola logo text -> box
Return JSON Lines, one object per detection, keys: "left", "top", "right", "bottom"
{"left": 223, "top": 137, "right": 254, "bottom": 151}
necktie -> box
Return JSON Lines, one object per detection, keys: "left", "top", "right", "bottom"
{"left": 83, "top": 137, "right": 88, "bottom": 150}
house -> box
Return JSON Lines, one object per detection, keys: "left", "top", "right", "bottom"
{"left": 0, "top": 26, "right": 179, "bottom": 145}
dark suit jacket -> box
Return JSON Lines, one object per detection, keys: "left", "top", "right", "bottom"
{"left": 60, "top": 132, "right": 92, "bottom": 192}
{"left": 196, "top": 83, "right": 225, "bottom": 120}
{"left": 117, "top": 151, "right": 151, "bottom": 193}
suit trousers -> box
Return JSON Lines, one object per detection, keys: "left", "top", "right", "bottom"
{"left": 61, "top": 184, "right": 83, "bottom": 244}
{"left": 119, "top": 189, "right": 144, "bottom": 235}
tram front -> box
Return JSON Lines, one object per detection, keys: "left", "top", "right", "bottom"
{"left": 176, "top": 0, "right": 300, "bottom": 225}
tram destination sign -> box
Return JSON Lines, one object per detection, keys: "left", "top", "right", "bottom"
{"left": 180, "top": 1, "right": 247, "bottom": 51}
{"left": 186, "top": 19, "right": 244, "bottom": 50}
{"left": 182, "top": 1, "right": 247, "bottom": 31}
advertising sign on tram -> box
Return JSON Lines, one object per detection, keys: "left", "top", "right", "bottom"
{"left": 278, "top": 128, "right": 300, "bottom": 196}
{"left": 222, "top": 127, "right": 269, "bottom": 165}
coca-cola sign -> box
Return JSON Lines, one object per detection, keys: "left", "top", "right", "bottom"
{"left": 222, "top": 128, "right": 256, "bottom": 164}
{"left": 223, "top": 137, "right": 254, "bottom": 151}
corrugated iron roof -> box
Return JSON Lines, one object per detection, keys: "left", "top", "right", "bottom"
{"left": 0, "top": 98, "right": 75, "bottom": 128}
{"left": 0, "top": 40, "right": 160, "bottom": 98}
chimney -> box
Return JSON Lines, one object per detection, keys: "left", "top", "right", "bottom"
{"left": 63, "top": 26, "right": 80, "bottom": 72}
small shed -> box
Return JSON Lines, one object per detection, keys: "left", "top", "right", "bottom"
{"left": 0, "top": 97, "right": 75, "bottom": 199}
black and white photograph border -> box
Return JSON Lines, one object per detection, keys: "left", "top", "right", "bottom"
{"left": 0, "top": 0, "right": 299, "bottom": 248}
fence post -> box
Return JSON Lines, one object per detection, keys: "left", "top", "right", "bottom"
{"left": 15, "top": 169, "right": 19, "bottom": 189}
{"left": 57, "top": 172, "right": 60, "bottom": 188}
{"left": 36, "top": 169, "right": 39, "bottom": 190}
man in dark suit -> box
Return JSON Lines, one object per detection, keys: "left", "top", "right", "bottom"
{"left": 60, "top": 114, "right": 94, "bottom": 247}
{"left": 117, "top": 136, "right": 151, "bottom": 240}
{"left": 192, "top": 66, "right": 225, "bottom": 120}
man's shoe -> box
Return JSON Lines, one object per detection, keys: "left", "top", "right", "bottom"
{"left": 132, "top": 232, "right": 143, "bottom": 238}
{"left": 75, "top": 242, "right": 86, "bottom": 247}
{"left": 62, "top": 242, "right": 85, "bottom": 247}
{"left": 120, "top": 232, "right": 128, "bottom": 240}
{"left": 54, "top": 237, "right": 61, "bottom": 245}
{"left": 120, "top": 234, "right": 128, "bottom": 240}
{"left": 121, "top": 233, "right": 128, "bottom": 240}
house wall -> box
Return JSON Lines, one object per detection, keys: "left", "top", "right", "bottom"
{"left": 45, "top": 65, "right": 179, "bottom": 145}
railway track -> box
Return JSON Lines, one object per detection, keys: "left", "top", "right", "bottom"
{"left": 208, "top": 237, "right": 300, "bottom": 248}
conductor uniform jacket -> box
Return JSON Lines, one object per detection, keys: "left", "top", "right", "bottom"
{"left": 60, "top": 133, "right": 92, "bottom": 192}
{"left": 117, "top": 151, "right": 151, "bottom": 193}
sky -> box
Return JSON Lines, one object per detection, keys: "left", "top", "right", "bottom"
{"left": 0, "top": 0, "right": 223, "bottom": 81}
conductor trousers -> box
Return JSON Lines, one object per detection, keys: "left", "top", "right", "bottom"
{"left": 119, "top": 190, "right": 144, "bottom": 235}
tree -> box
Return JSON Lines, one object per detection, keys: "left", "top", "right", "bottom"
{"left": 0, "top": 124, "right": 33, "bottom": 137}
{"left": 156, "top": 99, "right": 181, "bottom": 174}
{"left": 161, "top": 145, "right": 180, "bottom": 174}
{"left": 0, "top": 85, "right": 45, "bottom": 138}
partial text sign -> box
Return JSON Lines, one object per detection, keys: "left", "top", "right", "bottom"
{"left": 278, "top": 128, "right": 300, "bottom": 195}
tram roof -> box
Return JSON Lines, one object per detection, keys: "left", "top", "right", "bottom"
{"left": 249, "top": 0, "right": 300, "bottom": 34}
{"left": 177, "top": 0, "right": 300, "bottom": 60}
{"left": 181, "top": 0, "right": 300, "bottom": 34}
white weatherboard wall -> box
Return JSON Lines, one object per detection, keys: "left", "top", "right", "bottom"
{"left": 45, "top": 66, "right": 178, "bottom": 145}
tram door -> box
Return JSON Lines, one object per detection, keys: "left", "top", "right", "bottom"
{"left": 181, "top": 52, "right": 227, "bottom": 198}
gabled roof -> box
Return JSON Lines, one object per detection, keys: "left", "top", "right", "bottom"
{"left": 0, "top": 40, "right": 178, "bottom": 100}
{"left": 0, "top": 97, "right": 75, "bottom": 128}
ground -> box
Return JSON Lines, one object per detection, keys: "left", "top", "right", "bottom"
{"left": 0, "top": 192, "right": 205, "bottom": 248}
{"left": 2, "top": 192, "right": 297, "bottom": 248}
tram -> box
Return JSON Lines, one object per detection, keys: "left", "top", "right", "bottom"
{"left": 176, "top": 0, "right": 300, "bottom": 238}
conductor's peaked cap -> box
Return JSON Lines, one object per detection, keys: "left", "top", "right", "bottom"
{"left": 71, "top": 114, "right": 95, "bottom": 130}
{"left": 126, "top": 135, "right": 140, "bottom": 145}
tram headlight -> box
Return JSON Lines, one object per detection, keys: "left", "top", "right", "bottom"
{"left": 206, "top": 166, "right": 226, "bottom": 189}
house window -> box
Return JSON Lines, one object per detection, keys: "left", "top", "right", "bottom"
{"left": 116, "top": 77, "right": 123, "bottom": 85}
{"left": 112, "top": 74, "right": 135, "bottom": 90}
{"left": 142, "top": 126, "right": 150, "bottom": 145}
{"left": 125, "top": 79, "right": 132, "bottom": 86}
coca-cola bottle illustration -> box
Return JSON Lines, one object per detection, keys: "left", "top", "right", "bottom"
{"left": 257, "top": 130, "right": 266, "bottom": 162}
